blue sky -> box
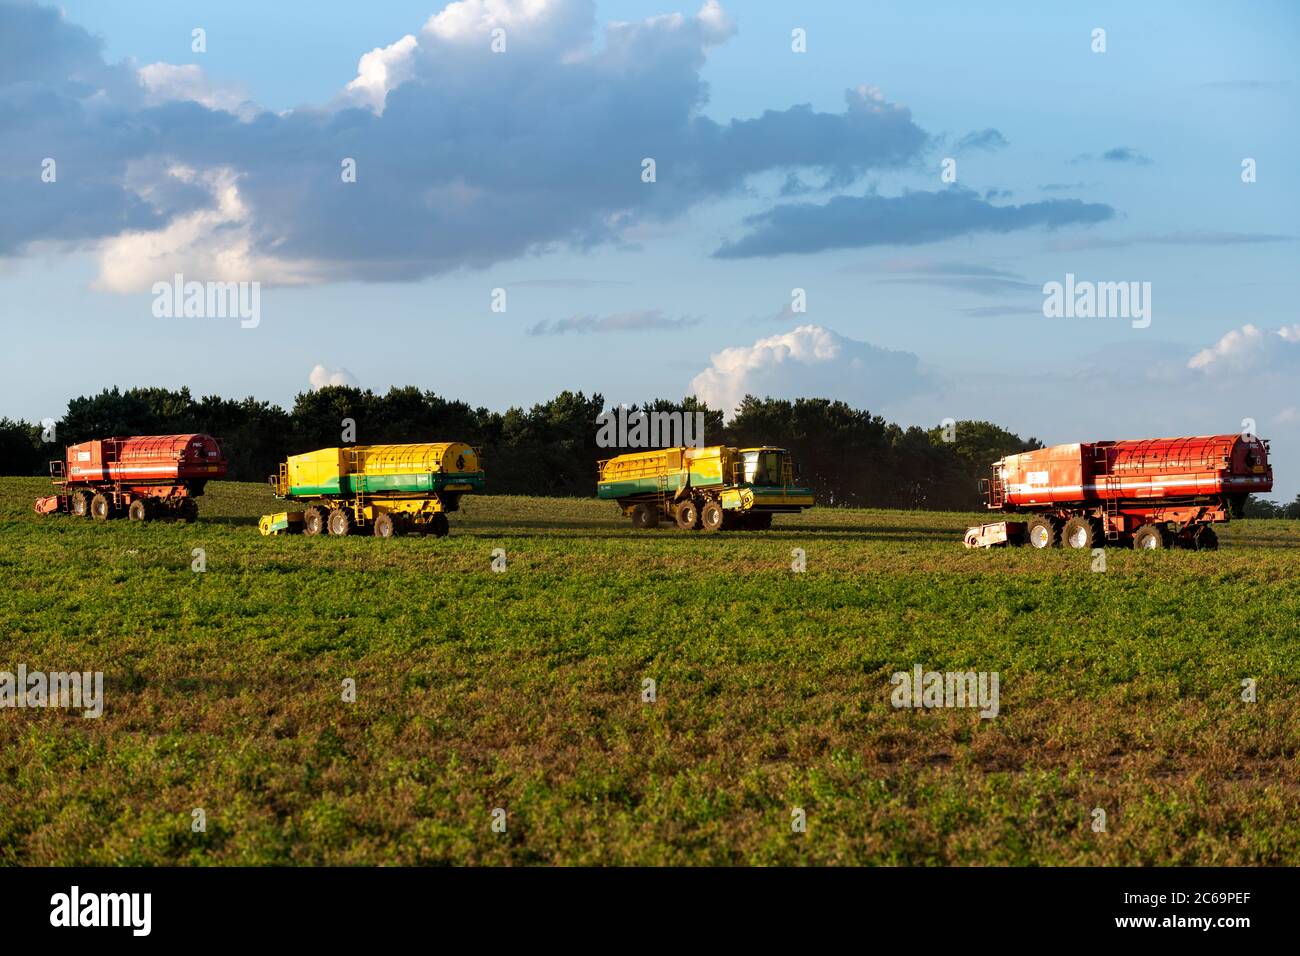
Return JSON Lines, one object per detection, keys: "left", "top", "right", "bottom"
{"left": 2, "top": 0, "right": 1298, "bottom": 497}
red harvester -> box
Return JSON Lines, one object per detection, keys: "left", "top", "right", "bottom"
{"left": 34, "top": 434, "right": 228, "bottom": 522}
{"left": 967, "top": 434, "right": 1273, "bottom": 551}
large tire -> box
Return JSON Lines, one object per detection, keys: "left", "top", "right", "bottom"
{"left": 1194, "top": 526, "right": 1218, "bottom": 551}
{"left": 673, "top": 499, "right": 700, "bottom": 531}
{"left": 90, "top": 493, "right": 113, "bottom": 521}
{"left": 303, "top": 505, "right": 327, "bottom": 536}
{"left": 748, "top": 512, "right": 773, "bottom": 531}
{"left": 630, "top": 503, "right": 657, "bottom": 530}
{"left": 1062, "top": 515, "right": 1098, "bottom": 550}
{"left": 700, "top": 500, "right": 725, "bottom": 533}
{"left": 373, "top": 513, "right": 395, "bottom": 538}
{"left": 327, "top": 508, "right": 354, "bottom": 536}
{"left": 1026, "top": 515, "right": 1060, "bottom": 549}
{"left": 1132, "top": 524, "right": 1169, "bottom": 551}
{"left": 178, "top": 498, "right": 198, "bottom": 523}
{"left": 128, "top": 499, "right": 150, "bottom": 522}
{"left": 428, "top": 512, "right": 450, "bottom": 538}
{"left": 70, "top": 491, "right": 91, "bottom": 517}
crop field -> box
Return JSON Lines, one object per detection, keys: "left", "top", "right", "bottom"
{"left": 1, "top": 476, "right": 1297, "bottom": 866}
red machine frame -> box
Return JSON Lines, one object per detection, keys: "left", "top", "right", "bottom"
{"left": 976, "top": 434, "right": 1273, "bottom": 551}
{"left": 34, "top": 434, "right": 227, "bottom": 523}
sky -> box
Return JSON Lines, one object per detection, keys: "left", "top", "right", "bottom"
{"left": 1, "top": 0, "right": 1298, "bottom": 498}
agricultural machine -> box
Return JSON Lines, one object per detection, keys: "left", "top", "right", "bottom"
{"left": 964, "top": 434, "right": 1273, "bottom": 551}
{"left": 33, "top": 434, "right": 227, "bottom": 522}
{"left": 262, "top": 442, "right": 484, "bottom": 537}
{"left": 597, "top": 445, "right": 815, "bottom": 531}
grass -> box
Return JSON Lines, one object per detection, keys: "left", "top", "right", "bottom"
{"left": 1, "top": 476, "right": 1297, "bottom": 865}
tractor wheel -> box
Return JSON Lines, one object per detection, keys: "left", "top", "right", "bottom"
{"left": 748, "top": 512, "right": 773, "bottom": 531}
{"left": 90, "top": 493, "right": 113, "bottom": 521}
{"left": 630, "top": 503, "right": 656, "bottom": 529}
{"left": 1132, "top": 524, "right": 1169, "bottom": 551}
{"left": 1062, "top": 516, "right": 1098, "bottom": 550}
{"left": 178, "top": 498, "right": 198, "bottom": 523}
{"left": 128, "top": 499, "right": 151, "bottom": 522}
{"left": 673, "top": 499, "right": 700, "bottom": 531}
{"left": 700, "top": 500, "right": 725, "bottom": 533}
{"left": 1026, "top": 515, "right": 1060, "bottom": 549}
{"left": 373, "top": 513, "right": 395, "bottom": 538}
{"left": 303, "top": 506, "right": 327, "bottom": 536}
{"left": 327, "top": 508, "right": 354, "bottom": 536}
{"left": 428, "top": 512, "right": 450, "bottom": 538}
{"left": 1194, "top": 526, "right": 1219, "bottom": 551}
{"left": 70, "top": 491, "right": 91, "bottom": 517}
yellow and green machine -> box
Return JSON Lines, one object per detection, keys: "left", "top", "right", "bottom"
{"left": 596, "top": 445, "right": 814, "bottom": 531}
{"left": 261, "top": 442, "right": 484, "bottom": 538}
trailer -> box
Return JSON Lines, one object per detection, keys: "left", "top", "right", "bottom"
{"left": 972, "top": 434, "right": 1273, "bottom": 551}
{"left": 597, "top": 444, "right": 814, "bottom": 531}
{"left": 263, "top": 442, "right": 484, "bottom": 537}
{"left": 34, "top": 434, "right": 227, "bottom": 522}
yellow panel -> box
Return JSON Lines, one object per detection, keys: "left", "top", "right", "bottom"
{"left": 286, "top": 447, "right": 343, "bottom": 489}
{"left": 348, "top": 442, "right": 479, "bottom": 476}
{"left": 599, "top": 447, "right": 685, "bottom": 482}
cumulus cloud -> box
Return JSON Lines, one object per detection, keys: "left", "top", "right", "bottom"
{"left": 93, "top": 165, "right": 322, "bottom": 291}
{"left": 2, "top": 0, "right": 1107, "bottom": 289}
{"left": 688, "top": 324, "right": 927, "bottom": 418}
{"left": 1187, "top": 323, "right": 1300, "bottom": 374}
{"left": 713, "top": 187, "right": 1114, "bottom": 258}
{"left": 527, "top": 309, "right": 700, "bottom": 335}
{"left": 1, "top": 0, "right": 954, "bottom": 286}
{"left": 0, "top": 3, "right": 172, "bottom": 253}
{"left": 309, "top": 364, "right": 359, "bottom": 390}
{"left": 137, "top": 63, "right": 257, "bottom": 120}
{"left": 338, "top": 34, "right": 419, "bottom": 114}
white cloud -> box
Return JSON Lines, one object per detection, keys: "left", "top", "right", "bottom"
{"left": 309, "top": 365, "right": 359, "bottom": 390}
{"left": 137, "top": 63, "right": 257, "bottom": 120}
{"left": 340, "top": 35, "right": 418, "bottom": 114}
{"left": 4, "top": 0, "right": 932, "bottom": 281}
{"left": 1187, "top": 322, "right": 1300, "bottom": 374}
{"left": 93, "top": 165, "right": 322, "bottom": 292}
{"left": 688, "top": 324, "right": 927, "bottom": 418}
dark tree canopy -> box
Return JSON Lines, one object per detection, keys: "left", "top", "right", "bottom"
{"left": 16, "top": 385, "right": 1282, "bottom": 515}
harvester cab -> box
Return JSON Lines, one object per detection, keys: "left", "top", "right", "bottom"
{"left": 737, "top": 447, "right": 792, "bottom": 489}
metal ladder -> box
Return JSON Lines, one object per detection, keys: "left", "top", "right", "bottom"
{"left": 347, "top": 447, "right": 367, "bottom": 525}
{"left": 1095, "top": 445, "right": 1120, "bottom": 540}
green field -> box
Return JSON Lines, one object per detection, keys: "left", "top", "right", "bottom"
{"left": 1, "top": 476, "right": 1297, "bottom": 865}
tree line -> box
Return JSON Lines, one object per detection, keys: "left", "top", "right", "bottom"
{"left": 8, "top": 384, "right": 1289, "bottom": 515}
